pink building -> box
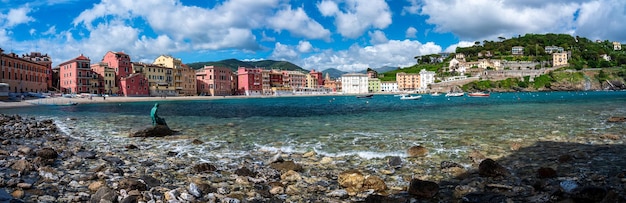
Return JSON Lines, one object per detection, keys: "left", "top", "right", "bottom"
{"left": 310, "top": 69, "right": 324, "bottom": 87}
{"left": 102, "top": 51, "right": 132, "bottom": 94}
{"left": 120, "top": 73, "right": 149, "bottom": 96}
{"left": 58, "top": 54, "right": 92, "bottom": 94}
{"left": 237, "top": 67, "right": 263, "bottom": 95}
{"left": 196, "top": 65, "right": 233, "bottom": 96}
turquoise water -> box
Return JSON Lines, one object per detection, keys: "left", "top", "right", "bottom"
{"left": 2, "top": 91, "right": 625, "bottom": 166}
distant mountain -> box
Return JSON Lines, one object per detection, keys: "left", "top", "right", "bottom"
{"left": 186, "top": 59, "right": 307, "bottom": 72}
{"left": 322, "top": 68, "right": 347, "bottom": 79}
{"left": 374, "top": 66, "right": 400, "bottom": 73}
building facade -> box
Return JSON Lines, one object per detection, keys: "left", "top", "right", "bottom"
{"left": 0, "top": 49, "right": 49, "bottom": 93}
{"left": 380, "top": 81, "right": 398, "bottom": 92}
{"left": 341, "top": 73, "right": 368, "bottom": 94}
{"left": 120, "top": 73, "right": 149, "bottom": 96}
{"left": 552, "top": 52, "right": 568, "bottom": 67}
{"left": 368, "top": 78, "right": 381, "bottom": 93}
{"left": 512, "top": 46, "right": 524, "bottom": 55}
{"left": 58, "top": 54, "right": 93, "bottom": 94}
{"left": 196, "top": 65, "right": 233, "bottom": 96}
{"left": 22, "top": 52, "right": 53, "bottom": 91}
{"left": 91, "top": 62, "right": 118, "bottom": 95}
{"left": 419, "top": 69, "right": 436, "bottom": 90}
{"left": 237, "top": 67, "right": 263, "bottom": 96}
{"left": 396, "top": 72, "right": 420, "bottom": 91}
{"left": 102, "top": 51, "right": 132, "bottom": 95}
{"left": 131, "top": 62, "right": 173, "bottom": 96}
{"left": 154, "top": 55, "right": 196, "bottom": 96}
{"left": 309, "top": 69, "right": 324, "bottom": 88}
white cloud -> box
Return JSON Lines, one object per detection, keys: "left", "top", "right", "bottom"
{"left": 261, "top": 31, "right": 275, "bottom": 42}
{"left": 267, "top": 6, "right": 331, "bottom": 40}
{"left": 368, "top": 30, "right": 388, "bottom": 45}
{"left": 402, "top": 0, "right": 420, "bottom": 15}
{"left": 405, "top": 27, "right": 417, "bottom": 38}
{"left": 317, "top": 0, "right": 392, "bottom": 38}
{"left": 444, "top": 41, "right": 475, "bottom": 53}
{"left": 297, "top": 40, "right": 313, "bottom": 53}
{"left": 29, "top": 28, "right": 36, "bottom": 35}
{"left": 3, "top": 6, "right": 34, "bottom": 27}
{"left": 574, "top": 0, "right": 626, "bottom": 42}
{"left": 42, "top": 26, "right": 56, "bottom": 35}
{"left": 271, "top": 42, "right": 298, "bottom": 61}
{"left": 301, "top": 39, "right": 441, "bottom": 72}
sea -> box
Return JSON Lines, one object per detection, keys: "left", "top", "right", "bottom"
{"left": 2, "top": 91, "right": 626, "bottom": 174}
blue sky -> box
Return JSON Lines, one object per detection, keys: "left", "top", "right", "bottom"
{"left": 1, "top": 0, "right": 625, "bottom": 72}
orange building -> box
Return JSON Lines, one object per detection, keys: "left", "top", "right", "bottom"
{"left": 58, "top": 54, "right": 93, "bottom": 94}
{"left": 22, "top": 52, "right": 53, "bottom": 90}
{"left": 196, "top": 65, "right": 233, "bottom": 96}
{"left": 0, "top": 48, "right": 49, "bottom": 93}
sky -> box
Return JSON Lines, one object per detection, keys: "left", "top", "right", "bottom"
{"left": 1, "top": 0, "right": 625, "bottom": 72}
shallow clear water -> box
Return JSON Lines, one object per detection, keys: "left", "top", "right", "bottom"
{"left": 2, "top": 91, "right": 625, "bottom": 166}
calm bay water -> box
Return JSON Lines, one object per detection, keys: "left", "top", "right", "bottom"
{"left": 2, "top": 91, "right": 625, "bottom": 166}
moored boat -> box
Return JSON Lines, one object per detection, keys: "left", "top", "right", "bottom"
{"left": 356, "top": 94, "right": 374, "bottom": 99}
{"left": 468, "top": 92, "right": 490, "bottom": 97}
{"left": 445, "top": 92, "right": 464, "bottom": 97}
{"left": 431, "top": 92, "right": 441, "bottom": 96}
{"left": 400, "top": 95, "right": 422, "bottom": 100}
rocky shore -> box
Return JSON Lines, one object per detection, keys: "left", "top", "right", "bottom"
{"left": 1, "top": 114, "right": 625, "bottom": 202}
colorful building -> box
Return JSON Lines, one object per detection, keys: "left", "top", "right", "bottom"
{"left": 102, "top": 51, "right": 132, "bottom": 95}
{"left": 58, "top": 54, "right": 93, "bottom": 94}
{"left": 368, "top": 78, "right": 381, "bottom": 93}
{"left": 282, "top": 70, "right": 306, "bottom": 89}
{"left": 552, "top": 52, "right": 568, "bottom": 67}
{"left": 196, "top": 65, "right": 233, "bottom": 96}
{"left": 396, "top": 72, "right": 420, "bottom": 91}
{"left": 0, "top": 48, "right": 49, "bottom": 93}
{"left": 341, "top": 73, "right": 368, "bottom": 94}
{"left": 237, "top": 67, "right": 263, "bottom": 96}
{"left": 131, "top": 62, "right": 172, "bottom": 96}
{"left": 323, "top": 73, "right": 341, "bottom": 92}
{"left": 22, "top": 52, "right": 53, "bottom": 91}
{"left": 91, "top": 62, "right": 118, "bottom": 95}
{"left": 120, "top": 73, "right": 149, "bottom": 96}
{"left": 309, "top": 69, "right": 324, "bottom": 87}
{"left": 419, "top": 69, "right": 436, "bottom": 90}
{"left": 154, "top": 55, "right": 196, "bottom": 96}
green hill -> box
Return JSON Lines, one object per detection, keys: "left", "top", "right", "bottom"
{"left": 186, "top": 59, "right": 307, "bottom": 72}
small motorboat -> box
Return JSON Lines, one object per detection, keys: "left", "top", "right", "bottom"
{"left": 445, "top": 92, "right": 464, "bottom": 97}
{"left": 431, "top": 92, "right": 441, "bottom": 96}
{"left": 356, "top": 94, "right": 374, "bottom": 99}
{"left": 468, "top": 92, "right": 490, "bottom": 97}
{"left": 400, "top": 95, "right": 422, "bottom": 100}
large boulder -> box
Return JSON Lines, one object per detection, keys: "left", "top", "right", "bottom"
{"left": 478, "top": 159, "right": 509, "bottom": 177}
{"left": 129, "top": 124, "right": 175, "bottom": 137}
{"left": 607, "top": 116, "right": 626, "bottom": 123}
{"left": 407, "top": 179, "right": 439, "bottom": 198}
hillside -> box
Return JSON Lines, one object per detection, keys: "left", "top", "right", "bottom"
{"left": 186, "top": 59, "right": 307, "bottom": 72}
{"left": 321, "top": 68, "right": 346, "bottom": 79}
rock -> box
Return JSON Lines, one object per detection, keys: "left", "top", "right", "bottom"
{"left": 440, "top": 161, "right": 463, "bottom": 169}
{"left": 88, "top": 180, "right": 105, "bottom": 192}
{"left": 16, "top": 182, "right": 32, "bottom": 189}
{"left": 118, "top": 178, "right": 148, "bottom": 191}
{"left": 76, "top": 151, "right": 97, "bottom": 159}
{"left": 338, "top": 169, "right": 365, "bottom": 195}
{"left": 188, "top": 183, "right": 202, "bottom": 197}
{"left": 478, "top": 159, "right": 509, "bottom": 177}
{"left": 102, "top": 156, "right": 124, "bottom": 165}
{"left": 191, "top": 163, "right": 217, "bottom": 173}
{"left": 235, "top": 167, "right": 256, "bottom": 177}
{"left": 11, "top": 189, "right": 24, "bottom": 199}
{"left": 36, "top": 147, "right": 58, "bottom": 159}
{"left": 537, "top": 167, "right": 557, "bottom": 178}
{"left": 326, "top": 189, "right": 348, "bottom": 198}
{"left": 269, "top": 160, "right": 303, "bottom": 172}
{"left": 129, "top": 124, "right": 175, "bottom": 137}
{"left": 269, "top": 186, "right": 284, "bottom": 195}
{"left": 387, "top": 156, "right": 402, "bottom": 168}
{"left": 285, "top": 185, "right": 300, "bottom": 195}
{"left": 90, "top": 186, "right": 118, "bottom": 203}
{"left": 599, "top": 134, "right": 621, "bottom": 140}
{"left": 572, "top": 186, "right": 606, "bottom": 202}
{"left": 558, "top": 154, "right": 573, "bottom": 163}
{"left": 303, "top": 151, "right": 316, "bottom": 158}
{"left": 461, "top": 192, "right": 509, "bottom": 203}
{"left": 407, "top": 145, "right": 428, "bottom": 157}
{"left": 17, "top": 146, "right": 32, "bottom": 155}
{"left": 11, "top": 159, "right": 32, "bottom": 173}
{"left": 140, "top": 175, "right": 161, "bottom": 188}
{"left": 560, "top": 180, "right": 578, "bottom": 193}
{"left": 191, "top": 139, "right": 203, "bottom": 145}
{"left": 607, "top": 116, "right": 626, "bottom": 122}
{"left": 469, "top": 150, "right": 486, "bottom": 164}
{"left": 121, "top": 195, "right": 138, "bottom": 203}
{"left": 281, "top": 170, "right": 302, "bottom": 182}
{"left": 407, "top": 179, "right": 439, "bottom": 198}
{"left": 124, "top": 144, "right": 139, "bottom": 150}
{"left": 363, "top": 175, "right": 387, "bottom": 192}
{"left": 319, "top": 157, "right": 333, "bottom": 165}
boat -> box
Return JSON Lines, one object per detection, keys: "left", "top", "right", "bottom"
{"left": 430, "top": 92, "right": 441, "bottom": 96}
{"left": 394, "top": 93, "right": 409, "bottom": 97}
{"left": 445, "top": 92, "right": 464, "bottom": 97}
{"left": 400, "top": 95, "right": 422, "bottom": 100}
{"left": 468, "top": 92, "right": 490, "bottom": 97}
{"left": 57, "top": 101, "right": 78, "bottom": 106}
{"left": 356, "top": 94, "right": 374, "bottom": 99}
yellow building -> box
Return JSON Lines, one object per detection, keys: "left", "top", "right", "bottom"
{"left": 552, "top": 52, "right": 568, "bottom": 67}
{"left": 368, "top": 78, "right": 381, "bottom": 93}
{"left": 153, "top": 55, "right": 196, "bottom": 96}
{"left": 306, "top": 73, "right": 318, "bottom": 89}
{"left": 396, "top": 72, "right": 420, "bottom": 91}
{"left": 131, "top": 62, "right": 175, "bottom": 96}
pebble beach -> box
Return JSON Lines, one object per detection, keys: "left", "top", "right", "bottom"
{"left": 1, "top": 111, "right": 626, "bottom": 202}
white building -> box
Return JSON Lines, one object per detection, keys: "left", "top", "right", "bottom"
{"left": 380, "top": 81, "right": 398, "bottom": 92}
{"left": 341, "top": 73, "right": 369, "bottom": 94}
{"left": 419, "top": 69, "right": 436, "bottom": 90}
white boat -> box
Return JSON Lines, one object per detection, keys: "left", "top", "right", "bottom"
{"left": 400, "top": 95, "right": 422, "bottom": 100}
{"left": 445, "top": 92, "right": 464, "bottom": 97}
{"left": 394, "top": 94, "right": 409, "bottom": 97}
{"left": 431, "top": 92, "right": 441, "bottom": 96}
{"left": 468, "top": 92, "right": 490, "bottom": 97}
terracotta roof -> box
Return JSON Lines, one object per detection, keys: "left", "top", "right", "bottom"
{"left": 74, "top": 54, "right": 90, "bottom": 61}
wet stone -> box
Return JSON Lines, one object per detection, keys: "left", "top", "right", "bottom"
{"left": 36, "top": 147, "right": 58, "bottom": 159}
{"left": 235, "top": 167, "right": 257, "bottom": 177}
{"left": 269, "top": 160, "right": 303, "bottom": 172}
{"left": 440, "top": 161, "right": 463, "bottom": 169}
{"left": 118, "top": 178, "right": 148, "bottom": 191}
{"left": 478, "top": 159, "right": 509, "bottom": 177}
{"left": 537, "top": 167, "right": 557, "bottom": 178}
{"left": 461, "top": 192, "right": 509, "bottom": 203}
{"left": 387, "top": 156, "right": 402, "bottom": 168}
{"left": 191, "top": 163, "right": 217, "bottom": 173}
{"left": 75, "top": 151, "right": 96, "bottom": 159}
{"left": 407, "top": 179, "right": 439, "bottom": 199}
{"left": 407, "top": 146, "right": 428, "bottom": 157}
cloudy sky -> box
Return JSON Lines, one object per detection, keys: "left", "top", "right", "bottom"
{"left": 1, "top": 0, "right": 625, "bottom": 72}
